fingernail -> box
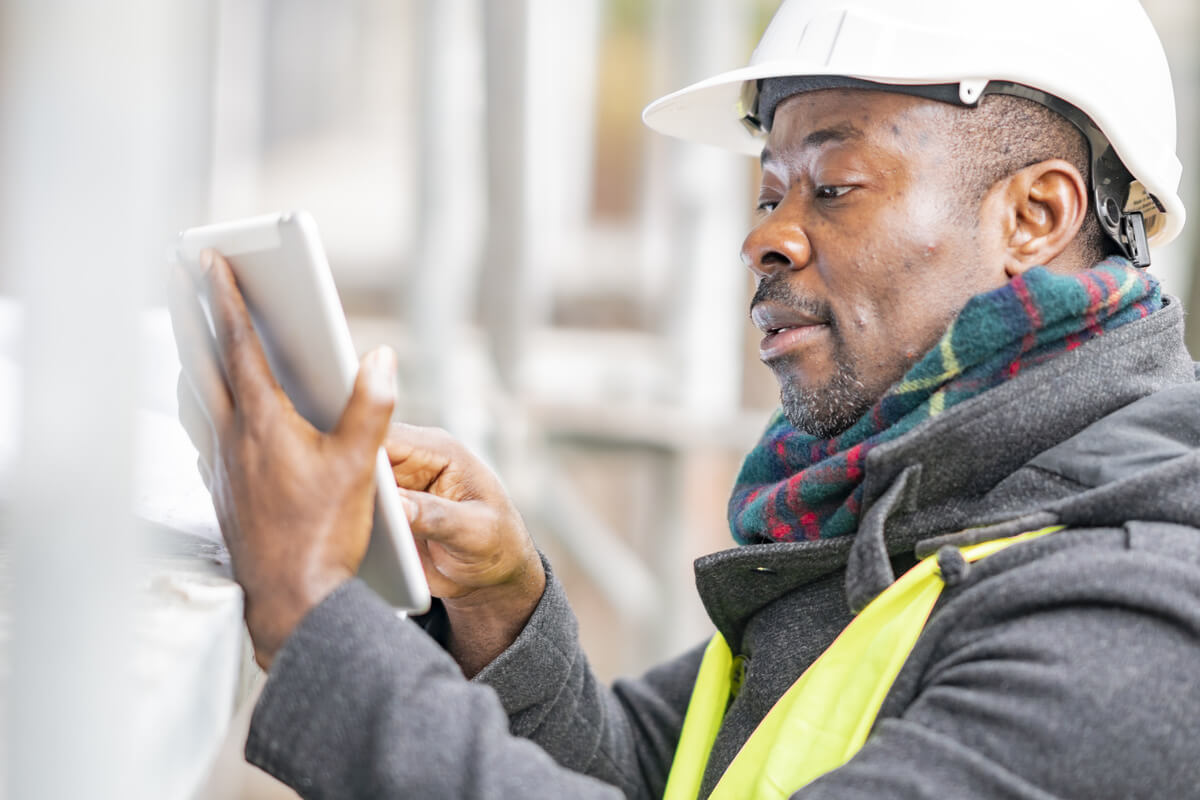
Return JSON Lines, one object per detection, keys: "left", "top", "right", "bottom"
{"left": 200, "top": 248, "right": 215, "bottom": 273}
{"left": 365, "top": 347, "right": 397, "bottom": 402}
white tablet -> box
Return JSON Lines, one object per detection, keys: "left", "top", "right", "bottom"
{"left": 172, "top": 211, "right": 430, "bottom": 613}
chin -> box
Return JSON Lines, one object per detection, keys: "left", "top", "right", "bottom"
{"left": 778, "top": 370, "right": 873, "bottom": 439}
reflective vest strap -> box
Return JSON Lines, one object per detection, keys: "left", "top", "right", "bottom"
{"left": 710, "top": 554, "right": 947, "bottom": 799}
{"left": 662, "top": 633, "right": 734, "bottom": 800}
{"left": 663, "top": 526, "right": 1062, "bottom": 800}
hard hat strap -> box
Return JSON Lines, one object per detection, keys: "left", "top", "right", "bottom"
{"left": 981, "top": 81, "right": 1152, "bottom": 268}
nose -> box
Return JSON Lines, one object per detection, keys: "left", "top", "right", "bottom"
{"left": 740, "top": 211, "right": 811, "bottom": 280}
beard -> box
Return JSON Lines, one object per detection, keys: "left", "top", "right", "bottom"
{"left": 752, "top": 278, "right": 874, "bottom": 438}
{"left": 778, "top": 351, "right": 872, "bottom": 438}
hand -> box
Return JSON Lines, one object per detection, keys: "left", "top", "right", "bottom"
{"left": 387, "top": 425, "right": 545, "bottom": 677}
{"left": 167, "top": 249, "right": 396, "bottom": 669}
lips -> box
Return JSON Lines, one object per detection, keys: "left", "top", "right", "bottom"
{"left": 751, "top": 301, "right": 829, "bottom": 361}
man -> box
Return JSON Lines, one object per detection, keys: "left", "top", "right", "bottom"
{"left": 170, "top": 0, "right": 1200, "bottom": 797}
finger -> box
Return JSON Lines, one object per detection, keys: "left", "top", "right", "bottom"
{"left": 198, "top": 249, "right": 277, "bottom": 413}
{"left": 385, "top": 423, "right": 466, "bottom": 492}
{"left": 413, "top": 537, "right": 467, "bottom": 598}
{"left": 176, "top": 372, "right": 216, "bottom": 469}
{"left": 397, "top": 488, "right": 496, "bottom": 553}
{"left": 167, "top": 263, "right": 232, "bottom": 432}
{"left": 332, "top": 347, "right": 396, "bottom": 460}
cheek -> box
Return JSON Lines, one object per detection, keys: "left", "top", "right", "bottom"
{"left": 863, "top": 304, "right": 918, "bottom": 361}
{"left": 823, "top": 248, "right": 908, "bottom": 335}
{"left": 852, "top": 250, "right": 958, "bottom": 364}
{"left": 819, "top": 195, "right": 972, "bottom": 347}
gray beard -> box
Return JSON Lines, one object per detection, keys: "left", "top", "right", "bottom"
{"left": 779, "top": 360, "right": 872, "bottom": 438}
{"left": 751, "top": 276, "right": 875, "bottom": 438}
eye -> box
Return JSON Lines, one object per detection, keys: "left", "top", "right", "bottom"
{"left": 755, "top": 199, "right": 779, "bottom": 216}
{"left": 815, "top": 185, "right": 853, "bottom": 200}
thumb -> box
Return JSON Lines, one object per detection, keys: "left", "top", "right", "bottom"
{"left": 333, "top": 346, "right": 397, "bottom": 458}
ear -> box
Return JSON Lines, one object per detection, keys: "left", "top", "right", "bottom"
{"left": 989, "top": 159, "right": 1089, "bottom": 278}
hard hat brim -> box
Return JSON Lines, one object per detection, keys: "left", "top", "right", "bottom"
{"left": 642, "top": 62, "right": 964, "bottom": 156}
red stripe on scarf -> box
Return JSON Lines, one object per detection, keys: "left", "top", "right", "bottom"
{"left": 845, "top": 443, "right": 864, "bottom": 480}
{"left": 800, "top": 512, "right": 820, "bottom": 540}
{"left": 1013, "top": 273, "right": 1040, "bottom": 355}
{"left": 1080, "top": 271, "right": 1106, "bottom": 335}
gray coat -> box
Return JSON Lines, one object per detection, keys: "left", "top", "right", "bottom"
{"left": 247, "top": 298, "right": 1200, "bottom": 799}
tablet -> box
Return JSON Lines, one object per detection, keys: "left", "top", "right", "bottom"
{"left": 172, "top": 211, "right": 431, "bottom": 613}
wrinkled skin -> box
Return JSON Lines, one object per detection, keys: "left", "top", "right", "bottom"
{"left": 385, "top": 423, "right": 544, "bottom": 677}
{"left": 169, "top": 251, "right": 391, "bottom": 668}
{"left": 745, "top": 90, "right": 1029, "bottom": 435}
{"left": 170, "top": 251, "right": 542, "bottom": 674}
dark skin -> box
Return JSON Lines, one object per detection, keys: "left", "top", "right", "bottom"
{"left": 383, "top": 423, "right": 544, "bottom": 677}
{"left": 746, "top": 90, "right": 1091, "bottom": 433}
{"left": 170, "top": 250, "right": 543, "bottom": 674}
{"left": 168, "top": 250, "right": 385, "bottom": 666}
{"left": 170, "top": 89, "right": 1091, "bottom": 673}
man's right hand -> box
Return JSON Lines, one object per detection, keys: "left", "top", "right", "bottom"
{"left": 386, "top": 425, "right": 546, "bottom": 678}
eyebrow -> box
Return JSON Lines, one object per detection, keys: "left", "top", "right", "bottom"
{"left": 760, "top": 122, "right": 865, "bottom": 167}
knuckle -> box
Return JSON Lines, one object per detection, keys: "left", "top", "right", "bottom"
{"left": 237, "top": 408, "right": 263, "bottom": 440}
{"left": 224, "top": 321, "right": 249, "bottom": 352}
{"left": 420, "top": 498, "right": 446, "bottom": 531}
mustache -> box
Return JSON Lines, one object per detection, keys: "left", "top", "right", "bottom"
{"left": 750, "top": 278, "right": 835, "bottom": 325}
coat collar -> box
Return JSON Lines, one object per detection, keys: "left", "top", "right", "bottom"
{"left": 696, "top": 299, "right": 1195, "bottom": 645}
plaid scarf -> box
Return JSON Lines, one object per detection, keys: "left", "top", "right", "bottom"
{"left": 728, "top": 258, "right": 1161, "bottom": 545}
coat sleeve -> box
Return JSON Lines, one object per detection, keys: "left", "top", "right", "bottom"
{"left": 795, "top": 531, "right": 1200, "bottom": 799}
{"left": 474, "top": 562, "right": 705, "bottom": 797}
{"left": 245, "top": 570, "right": 704, "bottom": 800}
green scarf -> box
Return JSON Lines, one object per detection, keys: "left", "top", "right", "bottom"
{"left": 728, "top": 258, "right": 1161, "bottom": 545}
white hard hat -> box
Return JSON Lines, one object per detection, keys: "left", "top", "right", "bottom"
{"left": 642, "top": 0, "right": 1185, "bottom": 262}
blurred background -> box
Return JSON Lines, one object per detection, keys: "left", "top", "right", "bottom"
{"left": 0, "top": 1, "right": 1196, "bottom": 797}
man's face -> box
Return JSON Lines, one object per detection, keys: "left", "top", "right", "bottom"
{"left": 743, "top": 89, "right": 1009, "bottom": 437}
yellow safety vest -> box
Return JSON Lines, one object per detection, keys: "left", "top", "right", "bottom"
{"left": 662, "top": 526, "right": 1061, "bottom": 800}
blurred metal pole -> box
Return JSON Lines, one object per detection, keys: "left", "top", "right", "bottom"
{"left": 208, "top": 0, "right": 269, "bottom": 220}
{"left": 406, "top": 0, "right": 488, "bottom": 432}
{"left": 0, "top": 2, "right": 189, "bottom": 797}
{"left": 641, "top": 0, "right": 753, "bottom": 661}
{"left": 668, "top": 0, "right": 750, "bottom": 422}
{"left": 480, "top": 0, "right": 531, "bottom": 393}
{"left": 524, "top": 0, "right": 601, "bottom": 329}
{"left": 641, "top": 0, "right": 752, "bottom": 415}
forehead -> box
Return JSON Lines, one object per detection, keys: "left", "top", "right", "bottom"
{"left": 762, "top": 88, "right": 952, "bottom": 165}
